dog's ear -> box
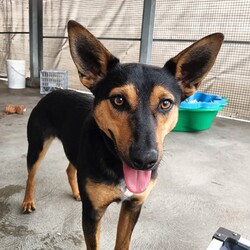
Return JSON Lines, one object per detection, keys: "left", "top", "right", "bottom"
{"left": 68, "top": 20, "right": 119, "bottom": 90}
{"left": 164, "top": 33, "right": 224, "bottom": 98}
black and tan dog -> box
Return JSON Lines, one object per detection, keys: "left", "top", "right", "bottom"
{"left": 22, "top": 20, "right": 223, "bottom": 249}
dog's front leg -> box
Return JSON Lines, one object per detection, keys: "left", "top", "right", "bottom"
{"left": 82, "top": 202, "right": 107, "bottom": 250}
{"left": 115, "top": 200, "right": 142, "bottom": 250}
{"left": 115, "top": 181, "right": 156, "bottom": 249}
{"left": 82, "top": 178, "right": 123, "bottom": 249}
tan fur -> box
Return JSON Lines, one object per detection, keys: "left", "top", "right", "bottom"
{"left": 109, "top": 84, "right": 138, "bottom": 112}
{"left": 85, "top": 178, "right": 156, "bottom": 250}
{"left": 115, "top": 180, "right": 156, "bottom": 250}
{"left": 133, "top": 180, "right": 156, "bottom": 206}
{"left": 84, "top": 179, "right": 123, "bottom": 249}
{"left": 149, "top": 85, "right": 175, "bottom": 112}
{"left": 85, "top": 178, "right": 123, "bottom": 209}
{"left": 94, "top": 84, "right": 138, "bottom": 158}
{"left": 22, "top": 137, "right": 54, "bottom": 212}
{"left": 66, "top": 163, "right": 81, "bottom": 201}
{"left": 150, "top": 85, "right": 179, "bottom": 156}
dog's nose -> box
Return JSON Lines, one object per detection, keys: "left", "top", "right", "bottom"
{"left": 130, "top": 149, "right": 158, "bottom": 170}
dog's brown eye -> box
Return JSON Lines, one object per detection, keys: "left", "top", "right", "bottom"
{"left": 160, "top": 99, "right": 172, "bottom": 110}
{"left": 114, "top": 96, "right": 124, "bottom": 106}
{"left": 110, "top": 95, "right": 127, "bottom": 110}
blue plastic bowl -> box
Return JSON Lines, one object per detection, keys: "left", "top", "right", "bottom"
{"left": 173, "top": 92, "right": 228, "bottom": 132}
{"left": 180, "top": 92, "right": 227, "bottom": 109}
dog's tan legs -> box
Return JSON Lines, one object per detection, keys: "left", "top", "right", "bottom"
{"left": 115, "top": 181, "right": 156, "bottom": 249}
{"left": 82, "top": 179, "right": 123, "bottom": 249}
{"left": 66, "top": 163, "right": 80, "bottom": 201}
{"left": 115, "top": 200, "right": 142, "bottom": 250}
{"left": 22, "top": 138, "right": 53, "bottom": 213}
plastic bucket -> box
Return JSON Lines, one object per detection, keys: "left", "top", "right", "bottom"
{"left": 6, "top": 60, "right": 26, "bottom": 89}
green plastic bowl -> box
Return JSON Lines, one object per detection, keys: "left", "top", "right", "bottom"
{"left": 173, "top": 106, "right": 224, "bottom": 132}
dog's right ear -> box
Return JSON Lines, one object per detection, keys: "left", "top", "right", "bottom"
{"left": 68, "top": 20, "right": 119, "bottom": 90}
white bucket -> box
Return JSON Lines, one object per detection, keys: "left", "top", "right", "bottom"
{"left": 6, "top": 60, "right": 26, "bottom": 89}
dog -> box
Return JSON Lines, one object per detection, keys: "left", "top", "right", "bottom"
{"left": 22, "top": 20, "right": 224, "bottom": 249}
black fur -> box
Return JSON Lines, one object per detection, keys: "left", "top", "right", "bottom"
{"left": 27, "top": 90, "right": 93, "bottom": 168}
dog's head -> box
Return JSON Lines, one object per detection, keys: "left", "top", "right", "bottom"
{"left": 68, "top": 20, "right": 224, "bottom": 193}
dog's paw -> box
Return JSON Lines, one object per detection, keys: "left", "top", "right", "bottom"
{"left": 22, "top": 200, "right": 36, "bottom": 213}
{"left": 73, "top": 193, "right": 81, "bottom": 201}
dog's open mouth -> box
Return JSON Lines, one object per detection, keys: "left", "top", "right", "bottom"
{"left": 106, "top": 129, "right": 152, "bottom": 193}
{"left": 122, "top": 162, "right": 151, "bottom": 194}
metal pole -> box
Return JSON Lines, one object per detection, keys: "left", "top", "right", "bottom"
{"left": 139, "top": 0, "right": 156, "bottom": 64}
{"left": 28, "top": 0, "right": 43, "bottom": 87}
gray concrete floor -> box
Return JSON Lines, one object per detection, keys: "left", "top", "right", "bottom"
{"left": 0, "top": 81, "right": 250, "bottom": 250}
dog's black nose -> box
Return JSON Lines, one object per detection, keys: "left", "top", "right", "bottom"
{"left": 130, "top": 149, "right": 158, "bottom": 170}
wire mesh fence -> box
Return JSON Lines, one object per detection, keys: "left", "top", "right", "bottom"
{"left": 0, "top": 0, "right": 249, "bottom": 121}
{"left": 152, "top": 0, "right": 250, "bottom": 121}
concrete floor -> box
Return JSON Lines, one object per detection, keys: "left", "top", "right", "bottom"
{"left": 0, "top": 81, "right": 250, "bottom": 250}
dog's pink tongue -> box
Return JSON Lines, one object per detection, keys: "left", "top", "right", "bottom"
{"left": 123, "top": 162, "right": 151, "bottom": 194}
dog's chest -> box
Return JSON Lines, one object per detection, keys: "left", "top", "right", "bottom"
{"left": 119, "top": 180, "right": 134, "bottom": 201}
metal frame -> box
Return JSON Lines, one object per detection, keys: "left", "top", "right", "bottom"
{"left": 139, "top": 0, "right": 156, "bottom": 64}
{"left": 28, "top": 0, "right": 43, "bottom": 87}
{"left": 207, "top": 227, "right": 250, "bottom": 250}
{"left": 27, "top": 0, "right": 156, "bottom": 85}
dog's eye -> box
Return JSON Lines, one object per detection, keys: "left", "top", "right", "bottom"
{"left": 160, "top": 98, "right": 172, "bottom": 110}
{"left": 110, "top": 95, "right": 127, "bottom": 110}
{"left": 113, "top": 96, "right": 124, "bottom": 106}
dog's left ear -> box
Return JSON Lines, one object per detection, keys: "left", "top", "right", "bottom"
{"left": 68, "top": 20, "right": 119, "bottom": 90}
{"left": 164, "top": 33, "right": 224, "bottom": 98}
